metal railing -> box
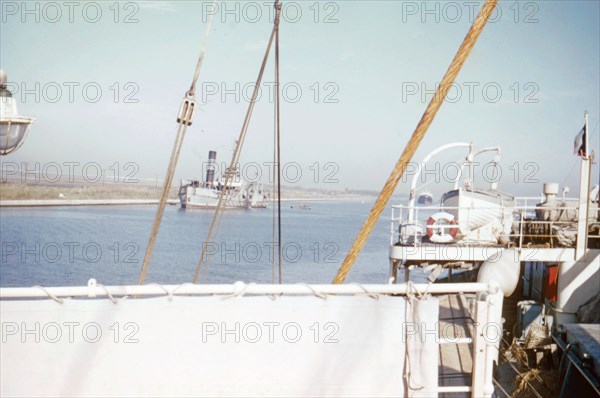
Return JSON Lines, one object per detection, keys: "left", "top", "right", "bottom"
{"left": 390, "top": 200, "right": 597, "bottom": 249}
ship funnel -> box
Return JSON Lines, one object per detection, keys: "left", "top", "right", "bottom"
{"left": 536, "top": 182, "right": 560, "bottom": 220}
{"left": 543, "top": 183, "right": 559, "bottom": 203}
{"left": 205, "top": 150, "right": 217, "bottom": 186}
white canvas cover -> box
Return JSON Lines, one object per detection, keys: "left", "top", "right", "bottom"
{"left": 1, "top": 294, "right": 439, "bottom": 397}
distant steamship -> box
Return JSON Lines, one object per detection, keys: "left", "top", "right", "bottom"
{"left": 178, "top": 150, "right": 269, "bottom": 209}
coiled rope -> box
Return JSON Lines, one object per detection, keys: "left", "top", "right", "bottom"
{"left": 332, "top": 0, "right": 498, "bottom": 284}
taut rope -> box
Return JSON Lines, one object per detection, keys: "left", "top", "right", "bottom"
{"left": 137, "top": 2, "right": 216, "bottom": 285}
{"left": 193, "top": 1, "right": 283, "bottom": 283}
{"left": 275, "top": 3, "right": 283, "bottom": 284}
{"left": 333, "top": 0, "right": 498, "bottom": 284}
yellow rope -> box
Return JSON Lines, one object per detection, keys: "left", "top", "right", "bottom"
{"left": 332, "top": 0, "right": 498, "bottom": 284}
{"left": 138, "top": 122, "right": 187, "bottom": 285}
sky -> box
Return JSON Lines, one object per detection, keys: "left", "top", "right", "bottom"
{"left": 1, "top": 0, "right": 599, "bottom": 197}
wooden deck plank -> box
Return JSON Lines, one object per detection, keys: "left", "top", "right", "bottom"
{"left": 438, "top": 293, "right": 474, "bottom": 398}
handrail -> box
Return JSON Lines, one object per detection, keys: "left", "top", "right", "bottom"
{"left": 0, "top": 280, "right": 497, "bottom": 299}
{"left": 390, "top": 200, "right": 594, "bottom": 249}
{"left": 391, "top": 204, "right": 580, "bottom": 211}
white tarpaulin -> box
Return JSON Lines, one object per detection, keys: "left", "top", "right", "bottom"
{"left": 405, "top": 297, "right": 439, "bottom": 397}
{"left": 1, "top": 294, "right": 439, "bottom": 397}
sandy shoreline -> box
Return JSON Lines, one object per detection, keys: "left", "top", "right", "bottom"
{"left": 0, "top": 199, "right": 180, "bottom": 207}
{"left": 0, "top": 196, "right": 374, "bottom": 207}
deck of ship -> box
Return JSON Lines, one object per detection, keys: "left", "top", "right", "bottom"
{"left": 438, "top": 293, "right": 512, "bottom": 397}
{"left": 439, "top": 294, "right": 475, "bottom": 397}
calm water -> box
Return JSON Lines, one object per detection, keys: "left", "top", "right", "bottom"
{"left": 1, "top": 200, "right": 429, "bottom": 287}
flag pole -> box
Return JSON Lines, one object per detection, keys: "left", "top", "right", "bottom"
{"left": 575, "top": 110, "right": 591, "bottom": 259}
{"left": 584, "top": 110, "right": 589, "bottom": 160}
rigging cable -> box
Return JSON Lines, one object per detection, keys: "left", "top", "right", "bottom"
{"left": 275, "top": 2, "right": 283, "bottom": 284}
{"left": 271, "top": 11, "right": 280, "bottom": 284}
{"left": 332, "top": 0, "right": 499, "bottom": 284}
{"left": 138, "top": 3, "right": 216, "bottom": 285}
{"left": 193, "top": 1, "right": 283, "bottom": 283}
{"left": 272, "top": 89, "right": 277, "bottom": 283}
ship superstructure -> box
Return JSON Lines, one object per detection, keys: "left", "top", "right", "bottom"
{"left": 179, "top": 150, "right": 268, "bottom": 209}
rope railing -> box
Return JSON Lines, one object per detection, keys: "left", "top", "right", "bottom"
{"left": 333, "top": 0, "right": 499, "bottom": 284}
{"left": 0, "top": 280, "right": 496, "bottom": 299}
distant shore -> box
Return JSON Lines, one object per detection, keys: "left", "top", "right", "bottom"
{"left": 0, "top": 199, "right": 180, "bottom": 207}
{"left": 0, "top": 197, "right": 369, "bottom": 207}
{"left": 0, "top": 182, "right": 375, "bottom": 207}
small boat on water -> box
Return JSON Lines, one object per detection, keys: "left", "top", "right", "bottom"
{"left": 290, "top": 203, "right": 311, "bottom": 210}
{"left": 179, "top": 150, "right": 268, "bottom": 209}
{"left": 416, "top": 191, "right": 434, "bottom": 205}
